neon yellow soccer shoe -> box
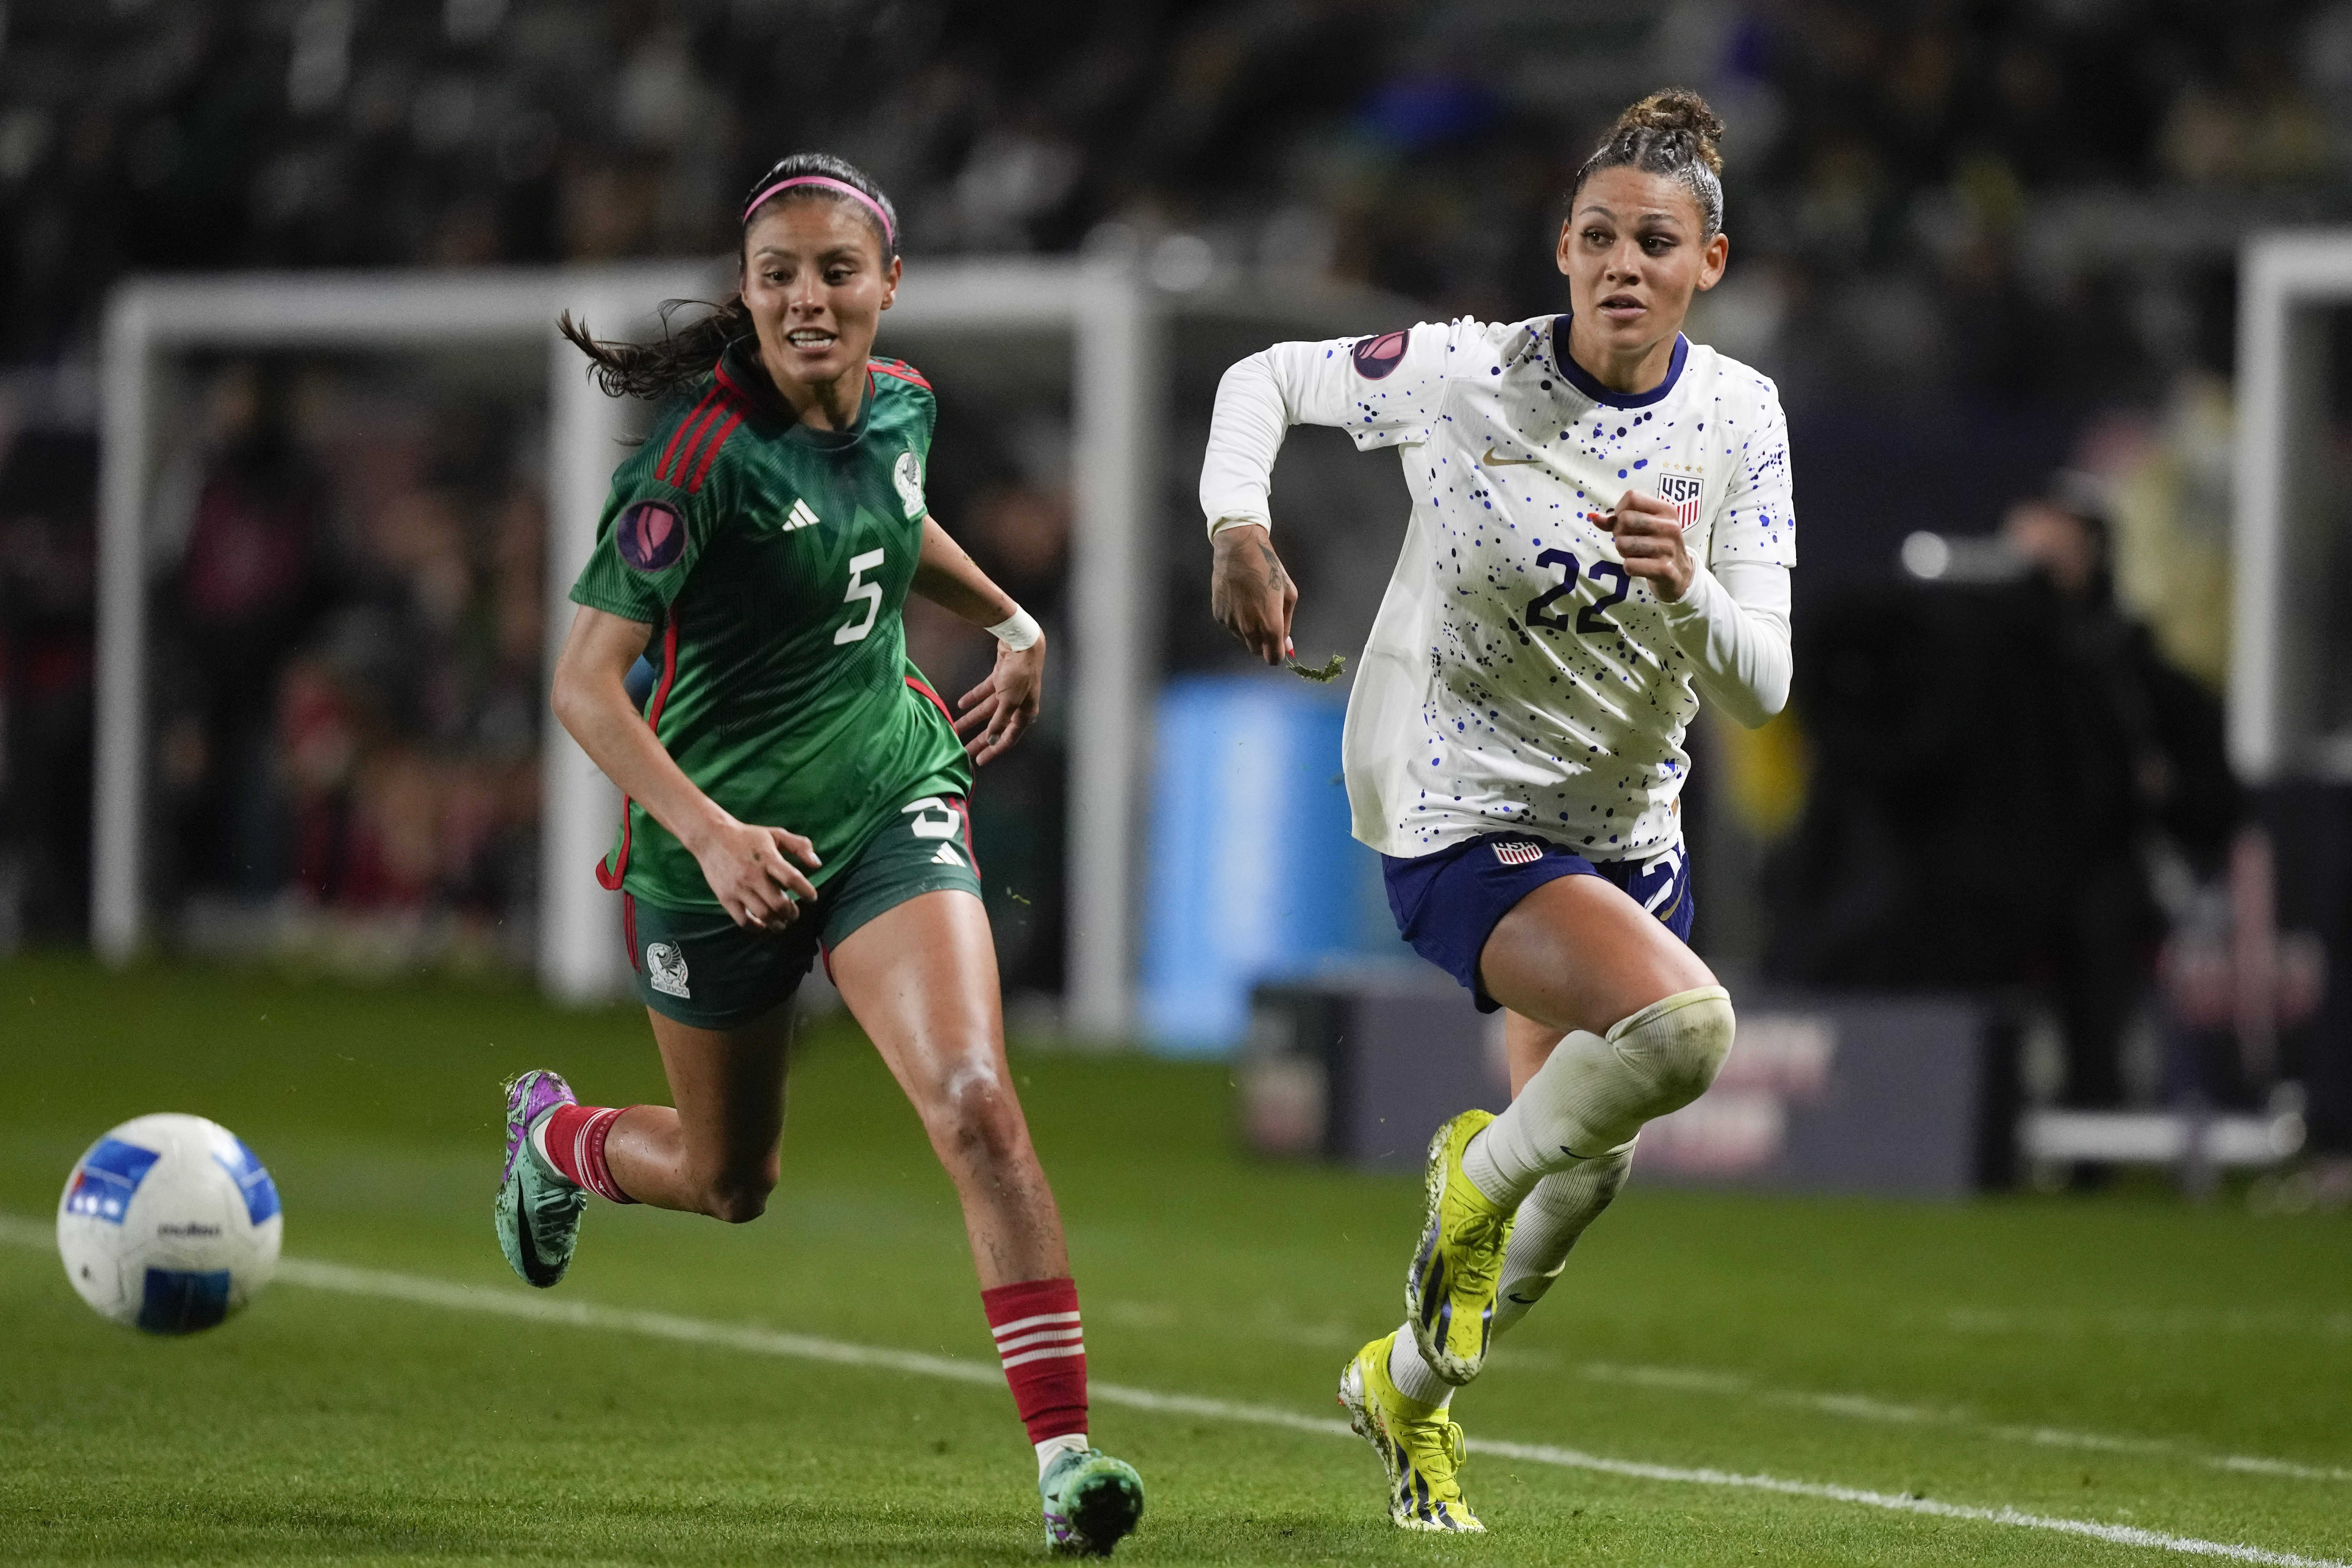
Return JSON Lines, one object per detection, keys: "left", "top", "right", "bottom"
{"left": 1406, "top": 1109, "right": 1516, "bottom": 1385}
{"left": 1337, "top": 1333, "right": 1483, "bottom": 1532}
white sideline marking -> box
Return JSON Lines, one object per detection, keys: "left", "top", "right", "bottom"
{"left": 1, "top": 1221, "right": 2343, "bottom": 1566}
{"left": 1579, "top": 1362, "right": 2352, "bottom": 1486}
{"left": 1116, "top": 1302, "right": 2352, "bottom": 1488}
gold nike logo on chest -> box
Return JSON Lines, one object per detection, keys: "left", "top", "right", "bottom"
{"left": 1482, "top": 446, "right": 1541, "bottom": 467}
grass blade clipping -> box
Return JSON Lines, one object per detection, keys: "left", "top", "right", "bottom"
{"left": 1287, "top": 651, "right": 1347, "bottom": 683}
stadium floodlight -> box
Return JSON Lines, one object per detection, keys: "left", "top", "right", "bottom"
{"left": 2233, "top": 231, "right": 2352, "bottom": 784}
{"left": 94, "top": 259, "right": 1165, "bottom": 1032}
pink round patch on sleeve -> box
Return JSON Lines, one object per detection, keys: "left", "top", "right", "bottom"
{"left": 616, "top": 500, "right": 684, "bottom": 571}
{"left": 1350, "top": 329, "right": 1409, "bottom": 380}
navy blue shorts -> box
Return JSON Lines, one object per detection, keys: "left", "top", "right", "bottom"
{"left": 1382, "top": 834, "right": 1694, "bottom": 1013}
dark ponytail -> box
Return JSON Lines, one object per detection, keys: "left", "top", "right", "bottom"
{"left": 560, "top": 151, "right": 900, "bottom": 403}
{"left": 559, "top": 298, "right": 751, "bottom": 402}
{"left": 1571, "top": 89, "right": 1727, "bottom": 237}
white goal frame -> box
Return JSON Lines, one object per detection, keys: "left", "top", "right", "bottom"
{"left": 2233, "top": 230, "right": 2352, "bottom": 783}
{"left": 93, "top": 258, "right": 1163, "bottom": 1034}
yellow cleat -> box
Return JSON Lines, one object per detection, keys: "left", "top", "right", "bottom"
{"left": 1337, "top": 1333, "right": 1485, "bottom": 1533}
{"left": 1407, "top": 1109, "right": 1515, "bottom": 1384}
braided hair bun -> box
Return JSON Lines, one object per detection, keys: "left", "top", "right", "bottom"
{"left": 1575, "top": 88, "right": 1727, "bottom": 236}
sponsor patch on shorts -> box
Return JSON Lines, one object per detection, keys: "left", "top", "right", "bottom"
{"left": 1492, "top": 840, "right": 1544, "bottom": 867}
{"left": 645, "top": 941, "right": 691, "bottom": 999}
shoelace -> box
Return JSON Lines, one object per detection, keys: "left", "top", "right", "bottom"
{"left": 1436, "top": 1420, "right": 1467, "bottom": 1479}
{"left": 1450, "top": 1208, "right": 1512, "bottom": 1286}
{"left": 1404, "top": 1415, "right": 1469, "bottom": 1486}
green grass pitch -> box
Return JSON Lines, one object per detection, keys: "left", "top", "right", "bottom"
{"left": 1, "top": 952, "right": 2347, "bottom": 1566}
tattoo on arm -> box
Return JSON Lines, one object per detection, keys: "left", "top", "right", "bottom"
{"left": 1255, "top": 541, "right": 1289, "bottom": 591}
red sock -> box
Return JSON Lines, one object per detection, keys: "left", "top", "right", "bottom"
{"left": 537, "top": 1104, "right": 640, "bottom": 1204}
{"left": 983, "top": 1277, "right": 1088, "bottom": 1445}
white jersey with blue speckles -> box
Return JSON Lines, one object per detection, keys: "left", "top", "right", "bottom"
{"left": 1202, "top": 315, "right": 1796, "bottom": 862}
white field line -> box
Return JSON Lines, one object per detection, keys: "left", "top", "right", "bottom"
{"left": 1122, "top": 1305, "right": 2352, "bottom": 1487}
{"left": 1577, "top": 1362, "right": 2352, "bottom": 1486}
{"left": 1, "top": 1218, "right": 2342, "bottom": 1567}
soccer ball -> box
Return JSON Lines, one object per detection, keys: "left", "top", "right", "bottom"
{"left": 56, "top": 1114, "right": 282, "bottom": 1335}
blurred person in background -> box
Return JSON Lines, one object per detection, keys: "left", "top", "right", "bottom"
{"left": 0, "top": 424, "right": 99, "bottom": 946}
{"left": 1767, "top": 473, "right": 2236, "bottom": 1165}
{"left": 498, "top": 154, "right": 1143, "bottom": 1554}
{"left": 1204, "top": 91, "right": 1791, "bottom": 1533}
{"left": 159, "top": 361, "right": 329, "bottom": 903}
{"left": 1998, "top": 473, "right": 2239, "bottom": 1120}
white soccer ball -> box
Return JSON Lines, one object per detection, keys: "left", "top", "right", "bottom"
{"left": 56, "top": 1113, "right": 283, "bottom": 1335}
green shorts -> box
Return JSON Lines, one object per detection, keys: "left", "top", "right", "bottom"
{"left": 623, "top": 791, "right": 981, "bottom": 1029}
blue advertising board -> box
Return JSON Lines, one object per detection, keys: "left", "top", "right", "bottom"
{"left": 1139, "top": 676, "right": 1399, "bottom": 1053}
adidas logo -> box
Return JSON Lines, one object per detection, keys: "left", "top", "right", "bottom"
{"left": 931, "top": 842, "right": 965, "bottom": 867}
{"left": 780, "top": 498, "right": 820, "bottom": 533}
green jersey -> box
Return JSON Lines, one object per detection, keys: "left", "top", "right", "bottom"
{"left": 569, "top": 342, "right": 972, "bottom": 914}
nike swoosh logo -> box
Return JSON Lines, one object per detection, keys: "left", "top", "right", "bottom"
{"left": 1506, "top": 1292, "right": 1539, "bottom": 1304}
{"left": 1482, "top": 446, "right": 1541, "bottom": 466}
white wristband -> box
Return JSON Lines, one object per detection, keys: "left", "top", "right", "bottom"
{"left": 987, "top": 607, "right": 1042, "bottom": 651}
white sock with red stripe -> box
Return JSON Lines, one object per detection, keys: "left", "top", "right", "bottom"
{"left": 981, "top": 1277, "right": 1090, "bottom": 1476}
{"left": 530, "top": 1103, "right": 640, "bottom": 1204}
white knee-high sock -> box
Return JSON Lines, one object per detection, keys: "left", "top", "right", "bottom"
{"left": 1384, "top": 1150, "right": 1634, "bottom": 1407}
{"left": 1461, "top": 987, "right": 1733, "bottom": 1208}
{"left": 1490, "top": 1148, "right": 1632, "bottom": 1337}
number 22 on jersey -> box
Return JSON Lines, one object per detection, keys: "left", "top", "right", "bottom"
{"left": 1525, "top": 547, "right": 1629, "bottom": 634}
{"left": 834, "top": 548, "right": 886, "bottom": 645}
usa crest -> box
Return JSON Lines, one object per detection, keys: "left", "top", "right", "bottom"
{"left": 1492, "top": 840, "right": 1544, "bottom": 867}
{"left": 1656, "top": 471, "right": 1704, "bottom": 529}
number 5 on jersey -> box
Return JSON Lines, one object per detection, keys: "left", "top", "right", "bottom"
{"left": 835, "top": 548, "right": 886, "bottom": 645}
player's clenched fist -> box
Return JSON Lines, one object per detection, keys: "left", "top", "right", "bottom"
{"left": 1605, "top": 490, "right": 1696, "bottom": 602}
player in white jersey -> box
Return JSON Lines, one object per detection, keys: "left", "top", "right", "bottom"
{"left": 1198, "top": 90, "right": 1793, "bottom": 1532}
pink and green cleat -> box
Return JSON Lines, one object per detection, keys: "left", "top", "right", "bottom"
{"left": 495, "top": 1070, "right": 585, "bottom": 1288}
{"left": 1041, "top": 1447, "right": 1144, "bottom": 1555}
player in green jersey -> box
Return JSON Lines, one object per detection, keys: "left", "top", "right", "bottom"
{"left": 492, "top": 153, "right": 1143, "bottom": 1556}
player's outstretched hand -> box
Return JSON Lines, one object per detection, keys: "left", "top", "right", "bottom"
{"left": 955, "top": 635, "right": 1045, "bottom": 766}
{"left": 1211, "top": 522, "right": 1298, "bottom": 666}
{"left": 690, "top": 818, "right": 821, "bottom": 930}
{"left": 1602, "top": 490, "right": 1696, "bottom": 601}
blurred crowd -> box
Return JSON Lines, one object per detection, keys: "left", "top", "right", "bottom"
{"left": 7, "top": 0, "right": 2352, "bottom": 401}
{"left": 147, "top": 360, "right": 547, "bottom": 964}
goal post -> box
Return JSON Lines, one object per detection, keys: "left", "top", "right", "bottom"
{"left": 2233, "top": 229, "right": 2352, "bottom": 785}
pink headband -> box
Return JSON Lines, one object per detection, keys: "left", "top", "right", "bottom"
{"left": 741, "top": 174, "right": 894, "bottom": 245}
